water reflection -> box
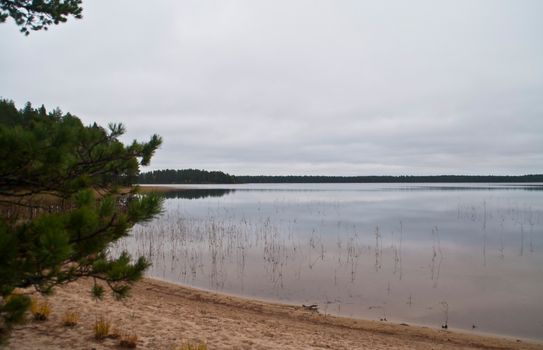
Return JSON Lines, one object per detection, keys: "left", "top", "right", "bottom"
{"left": 392, "top": 184, "right": 543, "bottom": 191}
{"left": 160, "top": 188, "right": 235, "bottom": 200}
{"left": 114, "top": 184, "right": 543, "bottom": 340}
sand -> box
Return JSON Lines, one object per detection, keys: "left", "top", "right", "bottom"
{"left": 6, "top": 278, "right": 542, "bottom": 350}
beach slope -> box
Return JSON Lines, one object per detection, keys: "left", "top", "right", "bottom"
{"left": 7, "top": 278, "right": 542, "bottom": 349}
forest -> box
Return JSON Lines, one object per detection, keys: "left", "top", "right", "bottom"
{"left": 235, "top": 174, "right": 543, "bottom": 183}
{"left": 138, "top": 170, "right": 543, "bottom": 184}
{"left": 138, "top": 169, "right": 237, "bottom": 184}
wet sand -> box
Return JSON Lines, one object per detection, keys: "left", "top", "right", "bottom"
{"left": 7, "top": 277, "right": 543, "bottom": 349}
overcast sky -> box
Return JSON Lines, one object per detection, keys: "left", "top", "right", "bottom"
{"left": 1, "top": 1, "right": 542, "bottom": 175}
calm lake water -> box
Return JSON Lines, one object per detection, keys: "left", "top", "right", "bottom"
{"left": 115, "top": 183, "right": 543, "bottom": 340}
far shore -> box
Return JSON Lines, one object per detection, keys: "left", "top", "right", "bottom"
{"left": 7, "top": 277, "right": 543, "bottom": 349}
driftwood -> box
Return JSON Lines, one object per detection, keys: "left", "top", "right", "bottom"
{"left": 302, "top": 304, "right": 319, "bottom": 312}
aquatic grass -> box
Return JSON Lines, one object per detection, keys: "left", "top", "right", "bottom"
{"left": 441, "top": 301, "right": 449, "bottom": 329}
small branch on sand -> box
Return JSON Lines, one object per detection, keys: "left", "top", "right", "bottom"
{"left": 302, "top": 304, "right": 319, "bottom": 312}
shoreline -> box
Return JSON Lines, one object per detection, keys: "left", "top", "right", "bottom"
{"left": 147, "top": 276, "right": 532, "bottom": 344}
{"left": 7, "top": 277, "right": 543, "bottom": 349}
{"left": 140, "top": 278, "right": 543, "bottom": 348}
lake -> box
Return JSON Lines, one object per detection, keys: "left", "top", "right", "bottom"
{"left": 114, "top": 183, "right": 543, "bottom": 340}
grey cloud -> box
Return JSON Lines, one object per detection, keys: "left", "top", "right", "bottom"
{"left": 1, "top": 0, "right": 542, "bottom": 175}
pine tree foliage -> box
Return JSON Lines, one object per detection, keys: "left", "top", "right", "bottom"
{"left": 0, "top": 99, "right": 163, "bottom": 337}
{"left": 0, "top": 0, "right": 83, "bottom": 35}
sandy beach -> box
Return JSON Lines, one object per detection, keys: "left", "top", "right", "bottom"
{"left": 6, "top": 277, "right": 542, "bottom": 350}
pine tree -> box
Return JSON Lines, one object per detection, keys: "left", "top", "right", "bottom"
{"left": 0, "top": 0, "right": 83, "bottom": 35}
{"left": 0, "top": 99, "right": 163, "bottom": 338}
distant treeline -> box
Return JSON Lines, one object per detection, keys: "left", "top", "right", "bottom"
{"left": 139, "top": 170, "right": 543, "bottom": 184}
{"left": 236, "top": 174, "right": 543, "bottom": 183}
{"left": 138, "top": 169, "right": 237, "bottom": 184}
